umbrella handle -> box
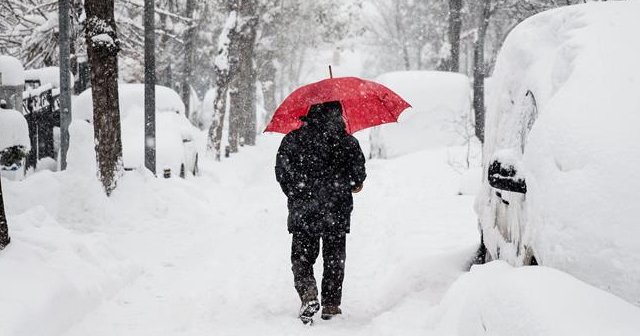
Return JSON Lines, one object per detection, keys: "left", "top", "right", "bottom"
{"left": 329, "top": 65, "right": 333, "bottom": 79}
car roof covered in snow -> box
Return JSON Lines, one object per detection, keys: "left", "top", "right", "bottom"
{"left": 74, "top": 83, "right": 186, "bottom": 123}
{"left": 371, "top": 71, "right": 471, "bottom": 158}
{"left": 24, "top": 67, "right": 74, "bottom": 89}
{"left": 0, "top": 55, "right": 25, "bottom": 86}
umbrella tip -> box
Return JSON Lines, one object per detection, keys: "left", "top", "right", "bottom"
{"left": 329, "top": 65, "right": 333, "bottom": 79}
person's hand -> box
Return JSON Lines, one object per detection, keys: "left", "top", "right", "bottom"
{"left": 352, "top": 184, "right": 363, "bottom": 193}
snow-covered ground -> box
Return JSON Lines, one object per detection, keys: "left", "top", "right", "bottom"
{"left": 2, "top": 132, "right": 640, "bottom": 335}
{"left": 0, "top": 131, "right": 480, "bottom": 335}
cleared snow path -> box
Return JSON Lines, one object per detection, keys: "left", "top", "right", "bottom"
{"left": 61, "top": 136, "right": 479, "bottom": 336}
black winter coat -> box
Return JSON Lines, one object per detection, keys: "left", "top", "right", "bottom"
{"left": 275, "top": 124, "right": 366, "bottom": 235}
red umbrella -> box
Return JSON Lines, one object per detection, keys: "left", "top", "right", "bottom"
{"left": 265, "top": 77, "right": 411, "bottom": 134}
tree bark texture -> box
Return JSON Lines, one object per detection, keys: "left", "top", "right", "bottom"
{"left": 208, "top": 1, "right": 240, "bottom": 160}
{"left": 59, "top": 0, "right": 72, "bottom": 171}
{"left": 0, "top": 177, "right": 9, "bottom": 250}
{"left": 84, "top": 0, "right": 123, "bottom": 195}
{"left": 394, "top": 2, "right": 411, "bottom": 70}
{"left": 236, "top": 1, "right": 258, "bottom": 146}
{"left": 256, "top": 10, "right": 278, "bottom": 122}
{"left": 181, "top": 0, "right": 197, "bottom": 118}
{"left": 448, "top": 0, "right": 463, "bottom": 72}
{"left": 242, "top": 65, "right": 257, "bottom": 146}
{"left": 144, "top": 0, "right": 156, "bottom": 175}
{"left": 473, "top": 0, "right": 491, "bottom": 144}
{"left": 259, "top": 60, "right": 277, "bottom": 123}
{"left": 208, "top": 0, "right": 259, "bottom": 158}
{"left": 228, "top": 87, "right": 240, "bottom": 153}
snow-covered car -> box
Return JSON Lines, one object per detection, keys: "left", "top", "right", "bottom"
{"left": 0, "top": 106, "right": 30, "bottom": 179}
{"left": 75, "top": 84, "right": 201, "bottom": 177}
{"left": 0, "top": 56, "right": 30, "bottom": 179}
{"left": 368, "top": 71, "right": 472, "bottom": 158}
{"left": 476, "top": 2, "right": 640, "bottom": 304}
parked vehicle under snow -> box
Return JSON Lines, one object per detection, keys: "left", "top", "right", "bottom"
{"left": 74, "top": 84, "right": 201, "bottom": 178}
{"left": 476, "top": 1, "right": 640, "bottom": 305}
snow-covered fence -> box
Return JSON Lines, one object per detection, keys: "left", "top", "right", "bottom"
{"left": 22, "top": 82, "right": 61, "bottom": 169}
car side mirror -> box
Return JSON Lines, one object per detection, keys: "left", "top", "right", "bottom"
{"left": 488, "top": 160, "right": 527, "bottom": 194}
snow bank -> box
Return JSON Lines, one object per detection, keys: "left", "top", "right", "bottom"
{"left": 0, "top": 131, "right": 138, "bottom": 336}
{"left": 433, "top": 262, "right": 640, "bottom": 336}
{"left": 0, "top": 55, "right": 25, "bottom": 86}
{"left": 0, "top": 119, "right": 207, "bottom": 335}
{"left": 74, "top": 84, "right": 185, "bottom": 122}
{"left": 24, "top": 67, "right": 74, "bottom": 89}
{"left": 371, "top": 71, "right": 471, "bottom": 158}
{"left": 478, "top": 1, "right": 640, "bottom": 305}
{"left": 0, "top": 108, "right": 30, "bottom": 152}
{"left": 0, "top": 206, "right": 135, "bottom": 336}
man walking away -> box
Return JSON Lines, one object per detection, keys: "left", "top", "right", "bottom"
{"left": 275, "top": 101, "right": 366, "bottom": 324}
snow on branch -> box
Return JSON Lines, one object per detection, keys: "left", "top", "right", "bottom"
{"left": 214, "top": 10, "right": 238, "bottom": 72}
{"left": 118, "top": 0, "right": 194, "bottom": 23}
{"left": 85, "top": 17, "right": 120, "bottom": 52}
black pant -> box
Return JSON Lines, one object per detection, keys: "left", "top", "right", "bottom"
{"left": 291, "top": 232, "right": 346, "bottom": 307}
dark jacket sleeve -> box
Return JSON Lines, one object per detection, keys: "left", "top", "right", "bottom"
{"left": 345, "top": 136, "right": 366, "bottom": 189}
{"left": 275, "top": 136, "right": 294, "bottom": 196}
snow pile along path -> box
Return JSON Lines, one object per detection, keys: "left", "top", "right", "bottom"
{"left": 434, "top": 261, "right": 640, "bottom": 336}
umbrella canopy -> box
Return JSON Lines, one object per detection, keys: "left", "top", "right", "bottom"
{"left": 265, "top": 77, "right": 411, "bottom": 134}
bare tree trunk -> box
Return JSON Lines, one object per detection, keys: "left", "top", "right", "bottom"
{"left": 238, "top": 0, "right": 258, "bottom": 146}
{"left": 228, "top": 86, "right": 240, "bottom": 153}
{"left": 394, "top": 1, "right": 411, "bottom": 70}
{"left": 473, "top": 0, "right": 491, "bottom": 144}
{"left": 256, "top": 5, "right": 278, "bottom": 121}
{"left": 208, "top": 84, "right": 229, "bottom": 160}
{"left": 258, "top": 57, "right": 277, "bottom": 122}
{"left": 144, "top": 0, "right": 156, "bottom": 175}
{"left": 181, "top": 0, "right": 197, "bottom": 118}
{"left": 224, "top": 0, "right": 258, "bottom": 150}
{"left": 59, "top": 0, "right": 72, "bottom": 171}
{"left": 243, "top": 67, "right": 257, "bottom": 145}
{"left": 448, "top": 0, "right": 463, "bottom": 72}
{"left": 84, "top": 0, "right": 123, "bottom": 195}
{"left": 207, "top": 2, "right": 240, "bottom": 160}
{"left": 0, "top": 177, "right": 9, "bottom": 250}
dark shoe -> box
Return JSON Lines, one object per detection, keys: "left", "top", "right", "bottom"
{"left": 299, "top": 299, "right": 320, "bottom": 325}
{"left": 321, "top": 305, "right": 342, "bottom": 320}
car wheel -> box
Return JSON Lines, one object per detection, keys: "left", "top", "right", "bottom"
{"left": 524, "top": 246, "right": 538, "bottom": 266}
{"left": 471, "top": 231, "right": 488, "bottom": 266}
